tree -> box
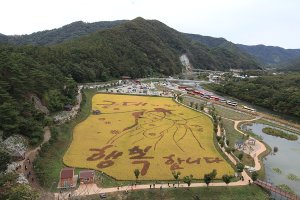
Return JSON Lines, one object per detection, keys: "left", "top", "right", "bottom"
{"left": 222, "top": 174, "right": 232, "bottom": 185}
{"left": 219, "top": 140, "right": 224, "bottom": 148}
{"left": 134, "top": 169, "right": 140, "bottom": 182}
{"left": 44, "top": 89, "right": 65, "bottom": 112}
{"left": 226, "top": 139, "right": 229, "bottom": 146}
{"left": 0, "top": 101, "right": 19, "bottom": 138}
{"left": 200, "top": 104, "right": 204, "bottom": 111}
{"left": 237, "top": 153, "right": 243, "bottom": 161}
{"left": 0, "top": 150, "right": 11, "bottom": 172}
{"left": 178, "top": 96, "right": 183, "bottom": 103}
{"left": 204, "top": 174, "right": 212, "bottom": 187}
{"left": 183, "top": 175, "right": 193, "bottom": 187}
{"left": 225, "top": 147, "right": 232, "bottom": 154}
{"left": 190, "top": 102, "right": 194, "bottom": 108}
{"left": 251, "top": 171, "right": 259, "bottom": 181}
{"left": 210, "top": 169, "right": 217, "bottom": 182}
{"left": 172, "top": 171, "right": 181, "bottom": 187}
{"left": 236, "top": 163, "right": 245, "bottom": 173}
{"left": 8, "top": 184, "right": 39, "bottom": 200}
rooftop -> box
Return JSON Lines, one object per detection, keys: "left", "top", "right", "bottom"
{"left": 60, "top": 168, "right": 74, "bottom": 179}
{"left": 79, "top": 170, "right": 95, "bottom": 179}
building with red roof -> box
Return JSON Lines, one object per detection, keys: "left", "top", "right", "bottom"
{"left": 58, "top": 168, "right": 77, "bottom": 188}
{"left": 79, "top": 170, "right": 95, "bottom": 184}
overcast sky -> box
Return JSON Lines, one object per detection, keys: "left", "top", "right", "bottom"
{"left": 1, "top": 0, "right": 299, "bottom": 49}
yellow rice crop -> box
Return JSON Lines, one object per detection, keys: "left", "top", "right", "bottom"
{"left": 64, "top": 94, "right": 234, "bottom": 180}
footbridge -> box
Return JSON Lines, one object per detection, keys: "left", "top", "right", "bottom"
{"left": 254, "top": 179, "right": 299, "bottom": 200}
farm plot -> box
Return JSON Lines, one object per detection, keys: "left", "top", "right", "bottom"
{"left": 64, "top": 94, "right": 234, "bottom": 180}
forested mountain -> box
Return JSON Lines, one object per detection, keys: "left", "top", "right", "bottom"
{"left": 53, "top": 17, "right": 260, "bottom": 77}
{"left": 0, "top": 20, "right": 126, "bottom": 45}
{"left": 2, "top": 18, "right": 300, "bottom": 68}
{"left": 185, "top": 34, "right": 229, "bottom": 48}
{"left": 0, "top": 18, "right": 261, "bottom": 71}
{"left": 237, "top": 44, "right": 300, "bottom": 65}
{"left": 0, "top": 44, "right": 78, "bottom": 143}
{"left": 185, "top": 33, "right": 259, "bottom": 69}
{"left": 185, "top": 33, "right": 300, "bottom": 67}
{"left": 0, "top": 17, "right": 262, "bottom": 144}
{"left": 277, "top": 57, "right": 300, "bottom": 71}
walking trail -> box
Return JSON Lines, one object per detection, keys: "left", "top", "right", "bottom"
{"left": 16, "top": 127, "right": 51, "bottom": 188}
{"left": 14, "top": 86, "right": 83, "bottom": 191}
{"left": 54, "top": 99, "right": 268, "bottom": 199}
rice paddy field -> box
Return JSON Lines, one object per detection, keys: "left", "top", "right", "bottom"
{"left": 64, "top": 94, "right": 234, "bottom": 180}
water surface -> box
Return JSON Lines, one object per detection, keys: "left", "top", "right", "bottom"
{"left": 242, "top": 123, "right": 300, "bottom": 196}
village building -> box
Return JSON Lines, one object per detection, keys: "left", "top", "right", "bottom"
{"left": 58, "top": 168, "right": 78, "bottom": 188}
{"left": 79, "top": 170, "right": 95, "bottom": 184}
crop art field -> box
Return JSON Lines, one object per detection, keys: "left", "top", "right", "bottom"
{"left": 64, "top": 94, "right": 234, "bottom": 180}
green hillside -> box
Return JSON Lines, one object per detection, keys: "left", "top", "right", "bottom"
{"left": 0, "top": 20, "right": 127, "bottom": 45}
{"left": 0, "top": 17, "right": 262, "bottom": 144}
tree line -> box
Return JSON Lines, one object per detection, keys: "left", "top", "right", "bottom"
{"left": 207, "top": 73, "right": 300, "bottom": 118}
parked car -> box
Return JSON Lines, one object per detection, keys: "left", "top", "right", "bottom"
{"left": 99, "top": 193, "right": 106, "bottom": 198}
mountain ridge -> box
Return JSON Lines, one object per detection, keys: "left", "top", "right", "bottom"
{"left": 237, "top": 44, "right": 300, "bottom": 65}
{"left": 0, "top": 17, "right": 261, "bottom": 72}
{"left": 1, "top": 18, "right": 298, "bottom": 68}
{"left": 0, "top": 20, "right": 127, "bottom": 45}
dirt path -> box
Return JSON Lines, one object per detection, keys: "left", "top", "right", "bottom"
{"left": 16, "top": 127, "right": 51, "bottom": 188}
{"left": 15, "top": 87, "right": 82, "bottom": 190}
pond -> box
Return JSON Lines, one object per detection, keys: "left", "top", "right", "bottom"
{"left": 241, "top": 123, "right": 300, "bottom": 196}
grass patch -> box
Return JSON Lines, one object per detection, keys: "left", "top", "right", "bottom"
{"left": 262, "top": 127, "right": 298, "bottom": 141}
{"left": 222, "top": 119, "right": 245, "bottom": 149}
{"left": 272, "top": 168, "right": 282, "bottom": 174}
{"left": 34, "top": 89, "right": 96, "bottom": 191}
{"left": 233, "top": 151, "right": 254, "bottom": 167}
{"left": 287, "top": 173, "right": 300, "bottom": 181}
{"left": 214, "top": 105, "right": 254, "bottom": 121}
{"left": 73, "top": 185, "right": 269, "bottom": 200}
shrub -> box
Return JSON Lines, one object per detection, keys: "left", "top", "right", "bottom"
{"left": 251, "top": 171, "right": 258, "bottom": 181}
{"left": 236, "top": 163, "right": 245, "bottom": 173}
{"left": 237, "top": 153, "right": 243, "bottom": 160}
{"left": 225, "top": 147, "right": 232, "bottom": 154}
{"left": 226, "top": 139, "right": 229, "bottom": 146}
